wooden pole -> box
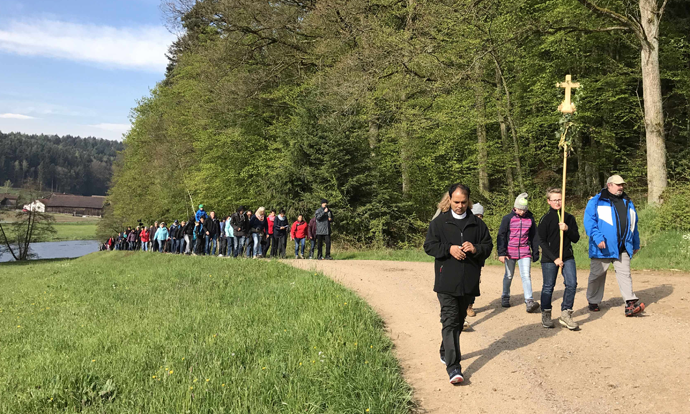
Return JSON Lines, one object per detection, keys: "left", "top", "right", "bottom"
{"left": 558, "top": 146, "right": 567, "bottom": 276}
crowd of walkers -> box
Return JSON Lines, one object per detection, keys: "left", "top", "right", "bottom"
{"left": 427, "top": 175, "right": 646, "bottom": 385}
{"left": 104, "top": 199, "right": 335, "bottom": 260}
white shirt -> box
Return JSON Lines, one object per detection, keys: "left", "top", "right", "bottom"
{"left": 451, "top": 210, "right": 467, "bottom": 220}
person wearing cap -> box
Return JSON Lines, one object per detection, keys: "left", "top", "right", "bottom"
{"left": 424, "top": 183, "right": 493, "bottom": 385}
{"left": 497, "top": 193, "right": 540, "bottom": 312}
{"left": 584, "top": 175, "right": 645, "bottom": 316}
{"left": 538, "top": 187, "right": 580, "bottom": 330}
{"left": 315, "top": 199, "right": 334, "bottom": 260}
{"left": 195, "top": 204, "right": 208, "bottom": 222}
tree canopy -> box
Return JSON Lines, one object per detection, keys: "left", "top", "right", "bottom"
{"left": 107, "top": 0, "right": 690, "bottom": 246}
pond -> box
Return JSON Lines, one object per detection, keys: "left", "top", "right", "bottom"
{"left": 0, "top": 240, "right": 101, "bottom": 263}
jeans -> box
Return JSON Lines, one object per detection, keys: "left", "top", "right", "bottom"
{"left": 226, "top": 237, "right": 234, "bottom": 256}
{"left": 541, "top": 259, "right": 578, "bottom": 311}
{"left": 219, "top": 237, "right": 227, "bottom": 256}
{"left": 252, "top": 233, "right": 262, "bottom": 257}
{"left": 317, "top": 235, "right": 331, "bottom": 258}
{"left": 129, "top": 241, "right": 136, "bottom": 251}
{"left": 142, "top": 242, "right": 148, "bottom": 252}
{"left": 234, "top": 236, "right": 246, "bottom": 257}
{"left": 171, "top": 239, "right": 179, "bottom": 254}
{"left": 245, "top": 236, "right": 253, "bottom": 257}
{"left": 309, "top": 239, "right": 316, "bottom": 258}
{"left": 294, "top": 238, "right": 305, "bottom": 257}
{"left": 158, "top": 240, "right": 165, "bottom": 253}
{"left": 502, "top": 257, "right": 533, "bottom": 301}
{"left": 206, "top": 234, "right": 218, "bottom": 255}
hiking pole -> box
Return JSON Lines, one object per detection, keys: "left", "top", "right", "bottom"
{"left": 556, "top": 75, "right": 580, "bottom": 277}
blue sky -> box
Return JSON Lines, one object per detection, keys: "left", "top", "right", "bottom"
{"left": 0, "top": 0, "right": 177, "bottom": 140}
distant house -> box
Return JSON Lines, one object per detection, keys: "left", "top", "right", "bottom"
{"left": 42, "top": 194, "right": 106, "bottom": 216}
{"left": 24, "top": 199, "right": 47, "bottom": 212}
{"left": 0, "top": 193, "right": 19, "bottom": 209}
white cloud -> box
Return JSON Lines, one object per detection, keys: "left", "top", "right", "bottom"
{"left": 0, "top": 19, "right": 176, "bottom": 72}
{"left": 89, "top": 123, "right": 130, "bottom": 132}
{"left": 0, "top": 113, "right": 35, "bottom": 119}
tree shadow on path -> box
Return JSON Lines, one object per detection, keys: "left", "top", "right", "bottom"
{"left": 461, "top": 284, "right": 674, "bottom": 379}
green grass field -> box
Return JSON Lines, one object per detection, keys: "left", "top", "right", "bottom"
{"left": 333, "top": 229, "right": 690, "bottom": 272}
{"left": 45, "top": 223, "right": 98, "bottom": 242}
{"left": 0, "top": 253, "right": 412, "bottom": 413}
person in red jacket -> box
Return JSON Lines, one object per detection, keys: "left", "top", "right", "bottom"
{"left": 265, "top": 209, "right": 276, "bottom": 258}
{"left": 140, "top": 226, "right": 150, "bottom": 251}
{"left": 307, "top": 215, "right": 317, "bottom": 259}
{"left": 291, "top": 214, "right": 309, "bottom": 259}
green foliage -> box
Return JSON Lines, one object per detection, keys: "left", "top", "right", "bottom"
{"left": 656, "top": 183, "right": 690, "bottom": 232}
{"left": 0, "top": 132, "right": 122, "bottom": 196}
{"left": 106, "top": 0, "right": 690, "bottom": 246}
{"left": 0, "top": 253, "right": 413, "bottom": 413}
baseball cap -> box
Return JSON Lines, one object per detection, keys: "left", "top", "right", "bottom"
{"left": 606, "top": 175, "right": 626, "bottom": 185}
{"left": 199, "top": 204, "right": 204, "bottom": 209}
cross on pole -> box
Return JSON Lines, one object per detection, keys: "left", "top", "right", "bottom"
{"left": 557, "top": 75, "right": 580, "bottom": 114}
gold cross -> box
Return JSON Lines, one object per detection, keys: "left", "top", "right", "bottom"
{"left": 557, "top": 75, "right": 580, "bottom": 114}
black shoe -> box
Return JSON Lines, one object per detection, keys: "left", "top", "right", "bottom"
{"left": 448, "top": 368, "right": 464, "bottom": 384}
{"left": 317, "top": 257, "right": 323, "bottom": 260}
{"left": 440, "top": 354, "right": 446, "bottom": 365}
{"left": 325, "top": 256, "right": 333, "bottom": 260}
{"left": 588, "top": 303, "right": 600, "bottom": 312}
{"left": 501, "top": 297, "right": 511, "bottom": 308}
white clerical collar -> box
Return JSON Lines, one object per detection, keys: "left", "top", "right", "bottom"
{"left": 451, "top": 210, "right": 467, "bottom": 220}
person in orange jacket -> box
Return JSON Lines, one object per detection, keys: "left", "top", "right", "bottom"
{"left": 290, "top": 214, "right": 309, "bottom": 259}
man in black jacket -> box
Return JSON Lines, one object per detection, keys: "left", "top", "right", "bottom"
{"left": 230, "top": 206, "right": 248, "bottom": 257}
{"left": 182, "top": 218, "right": 195, "bottom": 254}
{"left": 424, "top": 183, "right": 493, "bottom": 385}
{"left": 538, "top": 187, "right": 580, "bottom": 330}
{"left": 205, "top": 211, "right": 220, "bottom": 255}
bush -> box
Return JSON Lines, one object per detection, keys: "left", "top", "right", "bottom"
{"left": 657, "top": 183, "right": 690, "bottom": 231}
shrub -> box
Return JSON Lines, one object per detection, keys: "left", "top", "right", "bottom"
{"left": 656, "top": 183, "right": 690, "bottom": 231}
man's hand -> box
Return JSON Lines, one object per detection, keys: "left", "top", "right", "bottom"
{"left": 324, "top": 207, "right": 328, "bottom": 212}
{"left": 450, "top": 245, "right": 466, "bottom": 260}
{"left": 461, "top": 241, "right": 477, "bottom": 254}
{"left": 598, "top": 241, "right": 606, "bottom": 249}
{"left": 206, "top": 231, "right": 210, "bottom": 235}
{"left": 633, "top": 249, "right": 640, "bottom": 255}
{"left": 554, "top": 258, "right": 564, "bottom": 267}
{"left": 558, "top": 222, "right": 568, "bottom": 232}
{"left": 498, "top": 256, "right": 506, "bottom": 264}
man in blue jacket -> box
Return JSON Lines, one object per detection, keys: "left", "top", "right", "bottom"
{"left": 584, "top": 175, "right": 645, "bottom": 317}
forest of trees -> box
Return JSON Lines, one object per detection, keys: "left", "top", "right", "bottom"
{"left": 107, "top": 0, "right": 690, "bottom": 246}
{"left": 0, "top": 131, "right": 123, "bottom": 196}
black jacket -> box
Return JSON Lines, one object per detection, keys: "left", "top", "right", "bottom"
{"left": 249, "top": 215, "right": 268, "bottom": 235}
{"left": 206, "top": 218, "right": 220, "bottom": 236}
{"left": 424, "top": 210, "right": 493, "bottom": 297}
{"left": 538, "top": 208, "right": 580, "bottom": 263}
{"left": 230, "top": 212, "right": 248, "bottom": 237}
{"left": 274, "top": 215, "right": 289, "bottom": 237}
{"left": 169, "top": 224, "right": 182, "bottom": 239}
{"left": 182, "top": 219, "right": 195, "bottom": 236}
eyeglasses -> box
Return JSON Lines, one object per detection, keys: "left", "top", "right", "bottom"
{"left": 549, "top": 199, "right": 562, "bottom": 203}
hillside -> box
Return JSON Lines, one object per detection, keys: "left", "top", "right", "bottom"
{"left": 0, "top": 131, "right": 123, "bottom": 196}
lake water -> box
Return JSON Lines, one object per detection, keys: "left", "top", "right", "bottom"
{"left": 0, "top": 240, "right": 101, "bottom": 263}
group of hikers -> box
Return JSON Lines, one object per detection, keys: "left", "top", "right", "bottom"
{"left": 105, "top": 199, "right": 335, "bottom": 260}
{"left": 426, "top": 175, "right": 645, "bottom": 385}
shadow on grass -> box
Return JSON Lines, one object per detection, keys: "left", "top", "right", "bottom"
{"left": 0, "top": 257, "right": 76, "bottom": 267}
{"left": 461, "top": 284, "right": 674, "bottom": 379}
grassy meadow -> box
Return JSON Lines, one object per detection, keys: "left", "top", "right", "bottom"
{"left": 0, "top": 253, "right": 412, "bottom": 413}
{"left": 1, "top": 212, "right": 99, "bottom": 242}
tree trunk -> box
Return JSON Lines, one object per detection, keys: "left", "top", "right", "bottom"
{"left": 475, "top": 64, "right": 490, "bottom": 196}
{"left": 494, "top": 57, "right": 525, "bottom": 193}
{"left": 496, "top": 66, "right": 515, "bottom": 200}
{"left": 640, "top": 0, "right": 667, "bottom": 205}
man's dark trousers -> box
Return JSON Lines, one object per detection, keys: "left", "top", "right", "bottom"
{"left": 438, "top": 293, "right": 472, "bottom": 374}
{"left": 317, "top": 235, "right": 331, "bottom": 258}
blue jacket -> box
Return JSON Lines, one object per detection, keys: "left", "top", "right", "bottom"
{"left": 584, "top": 189, "right": 640, "bottom": 259}
{"left": 195, "top": 209, "right": 208, "bottom": 222}
{"left": 155, "top": 227, "right": 169, "bottom": 241}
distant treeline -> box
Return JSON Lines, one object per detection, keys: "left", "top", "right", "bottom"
{"left": 0, "top": 131, "right": 123, "bottom": 196}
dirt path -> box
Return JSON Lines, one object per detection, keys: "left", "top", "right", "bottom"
{"left": 290, "top": 260, "right": 690, "bottom": 414}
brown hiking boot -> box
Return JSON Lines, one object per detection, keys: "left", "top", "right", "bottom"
{"left": 466, "top": 304, "right": 476, "bottom": 317}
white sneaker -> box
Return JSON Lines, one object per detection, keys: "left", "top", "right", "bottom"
{"left": 463, "top": 320, "right": 470, "bottom": 329}
{"left": 218, "top": 254, "right": 223, "bottom": 257}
